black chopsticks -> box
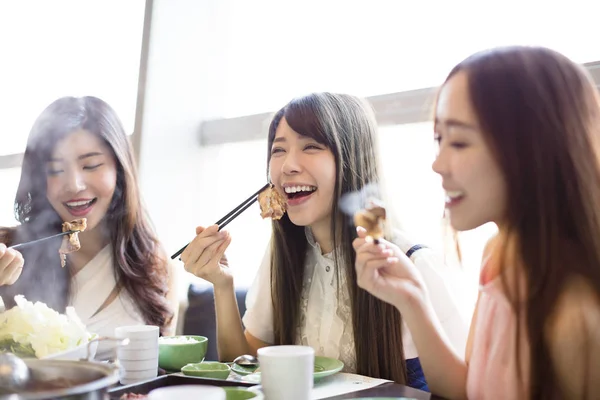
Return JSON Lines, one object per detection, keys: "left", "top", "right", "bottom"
{"left": 9, "top": 230, "right": 79, "bottom": 251}
{"left": 171, "top": 183, "right": 270, "bottom": 260}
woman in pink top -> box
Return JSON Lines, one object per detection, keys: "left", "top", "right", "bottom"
{"left": 354, "top": 46, "right": 600, "bottom": 399}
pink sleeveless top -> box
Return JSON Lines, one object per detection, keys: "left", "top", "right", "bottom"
{"left": 466, "top": 261, "right": 530, "bottom": 399}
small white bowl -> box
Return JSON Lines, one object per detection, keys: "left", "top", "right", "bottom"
{"left": 115, "top": 325, "right": 159, "bottom": 340}
{"left": 119, "top": 357, "right": 158, "bottom": 371}
{"left": 118, "top": 347, "right": 158, "bottom": 361}
{"left": 121, "top": 337, "right": 158, "bottom": 350}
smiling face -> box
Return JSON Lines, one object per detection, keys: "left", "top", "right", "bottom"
{"left": 432, "top": 71, "right": 508, "bottom": 231}
{"left": 268, "top": 117, "right": 337, "bottom": 233}
{"left": 45, "top": 129, "right": 118, "bottom": 232}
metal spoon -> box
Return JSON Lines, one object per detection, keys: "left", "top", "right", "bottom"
{"left": 233, "top": 354, "right": 259, "bottom": 367}
{"left": 0, "top": 352, "right": 30, "bottom": 392}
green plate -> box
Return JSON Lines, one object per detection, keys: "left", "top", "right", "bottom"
{"left": 230, "top": 363, "right": 258, "bottom": 376}
{"left": 235, "top": 356, "right": 343, "bottom": 383}
{"left": 313, "top": 356, "right": 344, "bottom": 380}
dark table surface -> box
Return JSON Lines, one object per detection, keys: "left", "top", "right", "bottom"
{"left": 323, "top": 381, "right": 445, "bottom": 399}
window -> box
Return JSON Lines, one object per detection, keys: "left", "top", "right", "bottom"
{"left": 218, "top": 0, "right": 600, "bottom": 117}
{"left": 0, "top": 0, "right": 146, "bottom": 156}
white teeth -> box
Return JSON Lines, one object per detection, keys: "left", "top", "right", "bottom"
{"left": 66, "top": 200, "right": 93, "bottom": 207}
{"left": 445, "top": 191, "right": 464, "bottom": 200}
{"left": 284, "top": 185, "right": 317, "bottom": 194}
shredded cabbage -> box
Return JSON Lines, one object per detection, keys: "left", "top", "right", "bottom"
{"left": 0, "top": 295, "right": 93, "bottom": 358}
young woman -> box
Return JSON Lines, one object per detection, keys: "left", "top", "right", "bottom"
{"left": 354, "top": 46, "right": 600, "bottom": 399}
{"left": 181, "top": 92, "right": 467, "bottom": 389}
{"left": 0, "top": 96, "right": 177, "bottom": 344}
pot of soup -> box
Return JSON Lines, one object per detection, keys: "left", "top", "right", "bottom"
{"left": 2, "top": 359, "right": 119, "bottom": 400}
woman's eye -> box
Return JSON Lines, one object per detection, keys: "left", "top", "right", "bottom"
{"left": 304, "top": 144, "right": 322, "bottom": 150}
{"left": 83, "top": 164, "right": 103, "bottom": 170}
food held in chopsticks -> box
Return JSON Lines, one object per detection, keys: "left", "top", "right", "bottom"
{"left": 258, "top": 184, "right": 287, "bottom": 220}
{"left": 171, "top": 183, "right": 270, "bottom": 259}
{"left": 59, "top": 218, "right": 87, "bottom": 267}
{"left": 354, "top": 199, "right": 386, "bottom": 240}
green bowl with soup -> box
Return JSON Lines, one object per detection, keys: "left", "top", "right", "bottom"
{"left": 158, "top": 335, "right": 208, "bottom": 371}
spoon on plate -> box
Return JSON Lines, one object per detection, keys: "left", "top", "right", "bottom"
{"left": 232, "top": 354, "right": 259, "bottom": 368}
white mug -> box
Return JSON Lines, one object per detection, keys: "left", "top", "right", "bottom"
{"left": 257, "top": 345, "right": 314, "bottom": 400}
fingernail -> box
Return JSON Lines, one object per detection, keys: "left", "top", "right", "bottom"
{"left": 219, "top": 231, "right": 228, "bottom": 238}
{"left": 365, "top": 236, "right": 373, "bottom": 244}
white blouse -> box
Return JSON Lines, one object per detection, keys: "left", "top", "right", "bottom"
{"left": 242, "top": 228, "right": 468, "bottom": 373}
{"left": 69, "top": 245, "right": 145, "bottom": 359}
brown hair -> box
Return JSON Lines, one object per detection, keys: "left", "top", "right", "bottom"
{"left": 0, "top": 96, "right": 173, "bottom": 334}
{"left": 442, "top": 46, "right": 600, "bottom": 398}
{"left": 266, "top": 92, "right": 407, "bottom": 383}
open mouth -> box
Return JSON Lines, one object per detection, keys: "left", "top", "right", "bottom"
{"left": 64, "top": 198, "right": 97, "bottom": 212}
{"left": 284, "top": 185, "right": 317, "bottom": 201}
{"left": 445, "top": 191, "right": 465, "bottom": 206}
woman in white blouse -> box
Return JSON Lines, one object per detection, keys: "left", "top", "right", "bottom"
{"left": 0, "top": 97, "right": 178, "bottom": 350}
{"left": 181, "top": 92, "right": 467, "bottom": 390}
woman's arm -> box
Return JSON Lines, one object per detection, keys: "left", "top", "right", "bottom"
{"left": 164, "top": 260, "right": 180, "bottom": 336}
{"left": 546, "top": 277, "right": 600, "bottom": 399}
{"left": 354, "top": 228, "right": 468, "bottom": 399}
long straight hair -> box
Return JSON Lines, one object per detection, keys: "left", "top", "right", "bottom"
{"left": 442, "top": 46, "right": 600, "bottom": 398}
{"left": 0, "top": 96, "right": 173, "bottom": 333}
{"left": 266, "top": 92, "right": 407, "bottom": 383}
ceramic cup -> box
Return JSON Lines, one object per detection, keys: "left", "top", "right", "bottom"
{"left": 257, "top": 345, "right": 314, "bottom": 400}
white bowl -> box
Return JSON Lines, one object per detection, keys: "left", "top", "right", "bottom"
{"left": 120, "top": 367, "right": 158, "bottom": 380}
{"left": 115, "top": 325, "right": 159, "bottom": 340}
{"left": 119, "top": 357, "right": 158, "bottom": 371}
{"left": 42, "top": 340, "right": 98, "bottom": 361}
{"left": 118, "top": 347, "right": 158, "bottom": 360}
{"left": 148, "top": 385, "right": 226, "bottom": 400}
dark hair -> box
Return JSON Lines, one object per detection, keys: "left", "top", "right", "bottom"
{"left": 442, "top": 46, "right": 600, "bottom": 398}
{"left": 0, "top": 96, "right": 173, "bottom": 334}
{"left": 266, "top": 92, "right": 407, "bottom": 383}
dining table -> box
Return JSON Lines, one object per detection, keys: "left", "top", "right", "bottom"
{"left": 322, "top": 381, "right": 445, "bottom": 399}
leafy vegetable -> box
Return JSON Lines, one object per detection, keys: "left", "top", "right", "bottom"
{"left": 0, "top": 295, "right": 93, "bottom": 358}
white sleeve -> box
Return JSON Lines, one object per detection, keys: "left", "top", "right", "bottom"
{"left": 241, "top": 245, "right": 274, "bottom": 344}
{"left": 410, "top": 248, "right": 469, "bottom": 358}
{"left": 392, "top": 230, "right": 468, "bottom": 358}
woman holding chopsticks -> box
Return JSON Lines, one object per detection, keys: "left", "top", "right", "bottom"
{"left": 181, "top": 92, "right": 468, "bottom": 390}
{"left": 354, "top": 47, "right": 600, "bottom": 399}
{"left": 0, "top": 96, "right": 178, "bottom": 343}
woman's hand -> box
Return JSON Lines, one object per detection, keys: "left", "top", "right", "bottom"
{"left": 353, "top": 227, "right": 427, "bottom": 313}
{"left": 181, "top": 225, "right": 233, "bottom": 289}
{"left": 0, "top": 243, "right": 24, "bottom": 286}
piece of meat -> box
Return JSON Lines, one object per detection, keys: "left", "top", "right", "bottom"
{"left": 59, "top": 218, "right": 87, "bottom": 267}
{"left": 258, "top": 185, "right": 287, "bottom": 220}
{"left": 354, "top": 200, "right": 386, "bottom": 239}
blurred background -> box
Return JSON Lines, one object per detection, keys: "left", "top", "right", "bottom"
{"left": 1, "top": 0, "right": 599, "bottom": 326}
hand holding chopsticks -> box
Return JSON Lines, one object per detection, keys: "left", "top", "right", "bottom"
{"left": 0, "top": 243, "right": 24, "bottom": 286}
{"left": 171, "top": 183, "right": 269, "bottom": 260}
